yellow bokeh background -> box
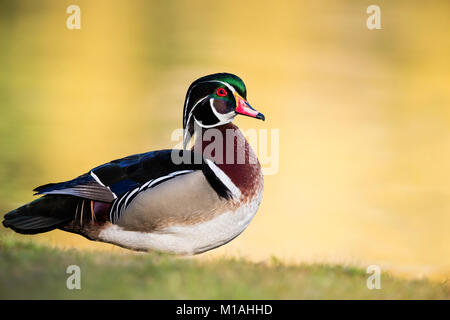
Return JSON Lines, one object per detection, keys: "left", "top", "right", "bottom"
{"left": 0, "top": 0, "right": 449, "bottom": 279}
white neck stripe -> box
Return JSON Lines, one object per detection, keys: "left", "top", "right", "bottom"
{"left": 205, "top": 159, "right": 241, "bottom": 199}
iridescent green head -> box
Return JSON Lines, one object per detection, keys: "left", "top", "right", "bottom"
{"left": 182, "top": 73, "right": 264, "bottom": 147}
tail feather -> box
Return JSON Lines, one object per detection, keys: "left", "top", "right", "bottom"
{"left": 2, "top": 195, "right": 78, "bottom": 234}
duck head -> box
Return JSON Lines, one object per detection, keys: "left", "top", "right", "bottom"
{"left": 183, "top": 73, "right": 264, "bottom": 148}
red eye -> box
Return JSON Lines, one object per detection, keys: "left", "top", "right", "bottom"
{"left": 216, "top": 88, "right": 227, "bottom": 97}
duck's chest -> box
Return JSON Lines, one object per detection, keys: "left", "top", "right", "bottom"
{"left": 160, "top": 175, "right": 264, "bottom": 254}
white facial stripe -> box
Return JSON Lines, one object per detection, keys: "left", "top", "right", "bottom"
{"left": 183, "top": 95, "right": 209, "bottom": 145}
{"left": 190, "top": 98, "right": 235, "bottom": 129}
{"left": 185, "top": 95, "right": 208, "bottom": 128}
{"left": 193, "top": 115, "right": 215, "bottom": 128}
{"left": 209, "top": 98, "right": 236, "bottom": 124}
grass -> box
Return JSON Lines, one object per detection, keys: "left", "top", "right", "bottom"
{"left": 0, "top": 234, "right": 448, "bottom": 299}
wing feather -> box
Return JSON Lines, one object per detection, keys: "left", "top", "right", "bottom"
{"left": 32, "top": 149, "right": 233, "bottom": 205}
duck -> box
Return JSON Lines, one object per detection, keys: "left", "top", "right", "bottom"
{"left": 2, "top": 73, "right": 265, "bottom": 255}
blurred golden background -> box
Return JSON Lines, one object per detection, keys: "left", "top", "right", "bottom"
{"left": 0, "top": 0, "right": 449, "bottom": 280}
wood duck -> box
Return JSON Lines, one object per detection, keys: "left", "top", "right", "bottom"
{"left": 2, "top": 73, "right": 265, "bottom": 254}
